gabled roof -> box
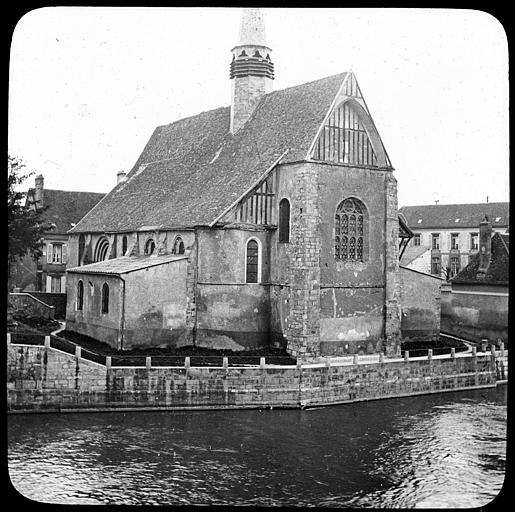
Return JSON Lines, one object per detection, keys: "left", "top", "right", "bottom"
{"left": 452, "top": 232, "right": 509, "bottom": 285}
{"left": 70, "top": 72, "right": 350, "bottom": 233}
{"left": 400, "top": 245, "right": 430, "bottom": 266}
{"left": 27, "top": 188, "right": 105, "bottom": 235}
{"left": 67, "top": 254, "right": 187, "bottom": 275}
{"left": 399, "top": 202, "right": 509, "bottom": 230}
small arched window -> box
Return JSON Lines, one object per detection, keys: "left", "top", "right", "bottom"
{"left": 173, "top": 236, "right": 185, "bottom": 255}
{"left": 145, "top": 238, "right": 155, "bottom": 255}
{"left": 101, "top": 283, "right": 109, "bottom": 314}
{"left": 122, "top": 236, "right": 128, "bottom": 256}
{"left": 77, "top": 280, "right": 84, "bottom": 310}
{"left": 246, "top": 238, "right": 261, "bottom": 283}
{"left": 94, "top": 237, "right": 110, "bottom": 262}
{"left": 279, "top": 198, "right": 290, "bottom": 243}
{"left": 335, "top": 198, "right": 367, "bottom": 262}
{"left": 78, "top": 234, "right": 85, "bottom": 265}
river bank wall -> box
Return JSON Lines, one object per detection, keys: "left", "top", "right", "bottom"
{"left": 7, "top": 337, "right": 508, "bottom": 414}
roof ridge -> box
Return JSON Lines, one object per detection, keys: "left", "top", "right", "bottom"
{"left": 43, "top": 189, "right": 106, "bottom": 194}
{"left": 156, "top": 105, "right": 230, "bottom": 130}
{"left": 401, "top": 202, "right": 509, "bottom": 208}
{"left": 152, "top": 72, "right": 349, "bottom": 131}
{"left": 264, "top": 71, "right": 349, "bottom": 99}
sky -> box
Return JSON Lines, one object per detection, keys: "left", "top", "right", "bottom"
{"left": 8, "top": 7, "right": 509, "bottom": 208}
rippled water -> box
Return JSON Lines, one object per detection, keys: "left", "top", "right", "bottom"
{"left": 8, "top": 386, "right": 507, "bottom": 507}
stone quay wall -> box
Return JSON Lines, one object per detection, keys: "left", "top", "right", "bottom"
{"left": 7, "top": 337, "right": 507, "bottom": 414}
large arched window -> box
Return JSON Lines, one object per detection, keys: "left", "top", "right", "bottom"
{"left": 245, "top": 238, "right": 261, "bottom": 283}
{"left": 94, "top": 237, "right": 110, "bottom": 262}
{"left": 101, "top": 283, "right": 109, "bottom": 314}
{"left": 76, "top": 280, "right": 84, "bottom": 310}
{"left": 144, "top": 238, "right": 156, "bottom": 255}
{"left": 335, "top": 198, "right": 367, "bottom": 262}
{"left": 173, "top": 236, "right": 185, "bottom": 255}
{"left": 122, "top": 236, "right": 128, "bottom": 256}
{"left": 278, "top": 198, "right": 290, "bottom": 243}
{"left": 78, "top": 234, "right": 85, "bottom": 265}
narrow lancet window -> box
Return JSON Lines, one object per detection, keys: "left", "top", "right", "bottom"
{"left": 173, "top": 236, "right": 185, "bottom": 255}
{"left": 145, "top": 238, "right": 155, "bottom": 255}
{"left": 77, "top": 280, "right": 84, "bottom": 310}
{"left": 246, "top": 239, "right": 260, "bottom": 283}
{"left": 278, "top": 198, "right": 290, "bottom": 243}
{"left": 78, "top": 234, "right": 85, "bottom": 265}
{"left": 101, "top": 283, "right": 109, "bottom": 314}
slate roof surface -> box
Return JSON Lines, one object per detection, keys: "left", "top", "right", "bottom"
{"left": 399, "top": 203, "right": 509, "bottom": 230}
{"left": 70, "top": 72, "right": 350, "bottom": 233}
{"left": 400, "top": 245, "right": 430, "bottom": 266}
{"left": 27, "top": 189, "right": 105, "bottom": 234}
{"left": 452, "top": 232, "right": 509, "bottom": 285}
{"left": 67, "top": 254, "right": 188, "bottom": 275}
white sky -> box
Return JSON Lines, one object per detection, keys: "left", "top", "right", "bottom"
{"left": 9, "top": 7, "right": 509, "bottom": 207}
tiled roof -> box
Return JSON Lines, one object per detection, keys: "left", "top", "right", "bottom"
{"left": 400, "top": 245, "right": 430, "bottom": 266}
{"left": 70, "top": 72, "right": 350, "bottom": 233}
{"left": 452, "top": 232, "right": 509, "bottom": 285}
{"left": 67, "top": 254, "right": 188, "bottom": 275}
{"left": 27, "top": 189, "right": 105, "bottom": 234}
{"left": 399, "top": 202, "right": 509, "bottom": 230}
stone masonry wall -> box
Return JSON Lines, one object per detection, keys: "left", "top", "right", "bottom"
{"left": 441, "top": 284, "right": 508, "bottom": 344}
{"left": 399, "top": 267, "right": 441, "bottom": 341}
{"left": 286, "top": 164, "right": 321, "bottom": 359}
{"left": 383, "top": 172, "right": 402, "bottom": 355}
{"left": 7, "top": 338, "right": 506, "bottom": 413}
{"left": 9, "top": 293, "right": 56, "bottom": 319}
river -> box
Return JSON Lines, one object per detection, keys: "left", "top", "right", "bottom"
{"left": 8, "top": 386, "right": 507, "bottom": 507}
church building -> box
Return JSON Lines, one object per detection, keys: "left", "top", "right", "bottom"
{"left": 65, "top": 9, "right": 403, "bottom": 359}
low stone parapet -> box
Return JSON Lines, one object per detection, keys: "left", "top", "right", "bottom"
{"left": 8, "top": 293, "right": 56, "bottom": 320}
{"left": 6, "top": 335, "right": 507, "bottom": 414}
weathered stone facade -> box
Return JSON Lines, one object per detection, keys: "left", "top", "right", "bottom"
{"left": 63, "top": 9, "right": 413, "bottom": 360}
{"left": 286, "top": 164, "right": 321, "bottom": 358}
{"left": 384, "top": 172, "right": 402, "bottom": 355}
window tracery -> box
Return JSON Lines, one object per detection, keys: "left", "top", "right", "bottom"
{"left": 335, "top": 198, "right": 367, "bottom": 262}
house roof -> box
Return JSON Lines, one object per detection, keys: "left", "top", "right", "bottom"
{"left": 399, "top": 202, "right": 509, "bottom": 230}
{"left": 27, "top": 189, "right": 105, "bottom": 235}
{"left": 70, "top": 72, "right": 355, "bottom": 233}
{"left": 452, "top": 232, "right": 509, "bottom": 285}
{"left": 400, "top": 245, "right": 430, "bottom": 266}
{"left": 67, "top": 254, "right": 188, "bottom": 275}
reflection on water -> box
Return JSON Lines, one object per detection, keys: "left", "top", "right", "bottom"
{"left": 8, "top": 386, "right": 507, "bottom": 507}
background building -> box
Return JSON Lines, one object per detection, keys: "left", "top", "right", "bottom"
{"left": 9, "top": 174, "right": 105, "bottom": 293}
{"left": 399, "top": 202, "right": 509, "bottom": 278}
{"left": 441, "top": 217, "right": 509, "bottom": 343}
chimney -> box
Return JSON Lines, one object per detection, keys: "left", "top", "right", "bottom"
{"left": 477, "top": 215, "right": 492, "bottom": 279}
{"left": 117, "top": 171, "right": 127, "bottom": 184}
{"left": 230, "top": 8, "right": 274, "bottom": 134}
{"left": 34, "top": 174, "right": 44, "bottom": 208}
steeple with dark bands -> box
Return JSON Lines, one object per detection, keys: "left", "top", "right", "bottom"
{"left": 230, "top": 8, "right": 274, "bottom": 133}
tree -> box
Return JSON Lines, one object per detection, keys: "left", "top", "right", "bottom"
{"left": 8, "top": 156, "right": 49, "bottom": 277}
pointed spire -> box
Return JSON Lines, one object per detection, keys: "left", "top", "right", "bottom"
{"left": 238, "top": 8, "right": 267, "bottom": 46}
